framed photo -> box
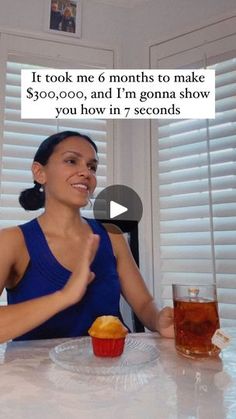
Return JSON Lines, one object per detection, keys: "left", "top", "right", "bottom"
{"left": 45, "top": 0, "right": 81, "bottom": 37}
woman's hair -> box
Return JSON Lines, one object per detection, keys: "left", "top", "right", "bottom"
{"left": 19, "top": 131, "right": 97, "bottom": 211}
{"left": 63, "top": 6, "right": 72, "bottom": 16}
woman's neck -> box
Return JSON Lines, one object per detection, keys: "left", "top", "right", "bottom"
{"left": 38, "top": 205, "right": 86, "bottom": 237}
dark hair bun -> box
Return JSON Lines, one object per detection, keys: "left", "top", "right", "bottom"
{"left": 19, "top": 184, "right": 45, "bottom": 210}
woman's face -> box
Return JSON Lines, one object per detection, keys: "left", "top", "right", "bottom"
{"left": 64, "top": 8, "right": 71, "bottom": 17}
{"left": 35, "top": 136, "right": 98, "bottom": 209}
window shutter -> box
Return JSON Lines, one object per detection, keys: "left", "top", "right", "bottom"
{"left": 0, "top": 60, "right": 112, "bottom": 228}
{"left": 153, "top": 54, "right": 236, "bottom": 327}
{"left": 0, "top": 34, "right": 114, "bottom": 305}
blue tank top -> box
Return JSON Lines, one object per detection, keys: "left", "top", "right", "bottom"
{"left": 7, "top": 218, "right": 122, "bottom": 340}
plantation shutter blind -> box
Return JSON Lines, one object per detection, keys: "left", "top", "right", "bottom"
{"left": 0, "top": 60, "right": 112, "bottom": 228}
{"left": 151, "top": 29, "right": 236, "bottom": 327}
{"left": 0, "top": 34, "right": 114, "bottom": 305}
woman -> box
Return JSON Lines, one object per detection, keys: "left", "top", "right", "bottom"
{"left": 61, "top": 7, "right": 75, "bottom": 33}
{"left": 0, "top": 131, "right": 174, "bottom": 342}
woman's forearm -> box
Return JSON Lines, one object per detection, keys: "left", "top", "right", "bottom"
{"left": 135, "top": 299, "right": 174, "bottom": 338}
{"left": 0, "top": 233, "right": 100, "bottom": 343}
{"left": 135, "top": 299, "right": 160, "bottom": 332}
{"left": 0, "top": 291, "right": 68, "bottom": 343}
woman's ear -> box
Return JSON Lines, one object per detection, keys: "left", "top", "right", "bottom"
{"left": 32, "top": 162, "right": 46, "bottom": 185}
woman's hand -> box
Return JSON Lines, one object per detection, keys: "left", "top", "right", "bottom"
{"left": 156, "top": 306, "right": 174, "bottom": 338}
{"left": 0, "top": 230, "right": 100, "bottom": 343}
{"left": 61, "top": 233, "right": 100, "bottom": 306}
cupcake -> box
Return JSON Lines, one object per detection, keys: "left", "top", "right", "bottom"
{"left": 88, "top": 315, "right": 128, "bottom": 357}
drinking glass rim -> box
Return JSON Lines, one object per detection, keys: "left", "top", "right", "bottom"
{"left": 172, "top": 283, "right": 217, "bottom": 288}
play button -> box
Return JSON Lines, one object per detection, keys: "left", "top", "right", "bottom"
{"left": 93, "top": 184, "right": 143, "bottom": 233}
{"left": 110, "top": 201, "right": 128, "bottom": 219}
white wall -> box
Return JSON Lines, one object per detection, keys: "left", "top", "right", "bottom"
{"left": 1, "top": 0, "right": 236, "bottom": 294}
{"left": 2, "top": 0, "right": 235, "bottom": 69}
{"left": 0, "top": 1, "right": 125, "bottom": 52}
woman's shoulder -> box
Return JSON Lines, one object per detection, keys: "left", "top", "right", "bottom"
{"left": 0, "top": 226, "right": 26, "bottom": 272}
{"left": 102, "top": 223, "right": 128, "bottom": 258}
{"left": 102, "top": 223, "right": 123, "bottom": 235}
{"left": 0, "top": 225, "right": 24, "bottom": 245}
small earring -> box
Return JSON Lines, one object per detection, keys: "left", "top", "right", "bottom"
{"left": 34, "top": 181, "right": 43, "bottom": 192}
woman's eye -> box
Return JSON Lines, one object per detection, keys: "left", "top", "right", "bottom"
{"left": 65, "top": 159, "right": 76, "bottom": 164}
{"left": 88, "top": 164, "right": 97, "bottom": 173}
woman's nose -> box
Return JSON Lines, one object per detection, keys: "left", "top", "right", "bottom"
{"left": 78, "top": 161, "right": 90, "bottom": 177}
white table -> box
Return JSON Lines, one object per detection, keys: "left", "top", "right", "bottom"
{"left": 0, "top": 331, "right": 235, "bottom": 419}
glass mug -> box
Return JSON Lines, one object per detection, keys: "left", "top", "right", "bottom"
{"left": 172, "top": 284, "right": 221, "bottom": 359}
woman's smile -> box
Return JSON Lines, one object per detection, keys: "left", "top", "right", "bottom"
{"left": 71, "top": 182, "right": 89, "bottom": 193}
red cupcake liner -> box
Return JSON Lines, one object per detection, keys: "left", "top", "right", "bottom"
{"left": 91, "top": 337, "right": 125, "bottom": 357}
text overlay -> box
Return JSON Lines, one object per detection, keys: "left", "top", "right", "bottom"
{"left": 21, "top": 69, "right": 215, "bottom": 119}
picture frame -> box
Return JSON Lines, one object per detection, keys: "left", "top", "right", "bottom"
{"left": 45, "top": 0, "right": 81, "bottom": 38}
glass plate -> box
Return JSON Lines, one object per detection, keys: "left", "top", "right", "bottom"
{"left": 49, "top": 337, "right": 159, "bottom": 375}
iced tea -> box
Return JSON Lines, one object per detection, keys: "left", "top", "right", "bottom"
{"left": 172, "top": 285, "right": 220, "bottom": 358}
